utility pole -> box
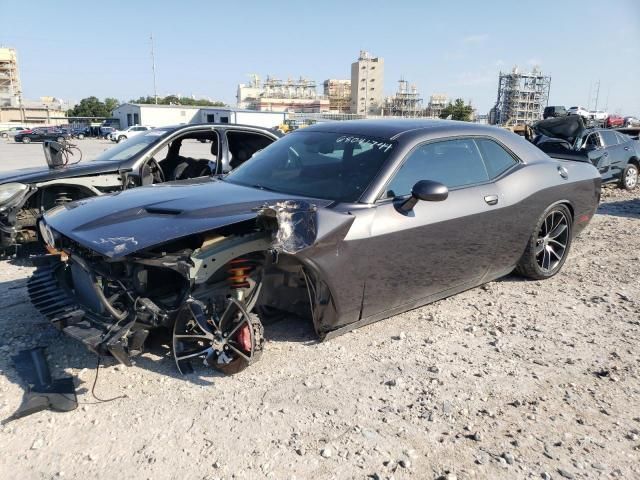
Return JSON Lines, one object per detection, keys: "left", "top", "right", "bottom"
{"left": 150, "top": 33, "right": 158, "bottom": 104}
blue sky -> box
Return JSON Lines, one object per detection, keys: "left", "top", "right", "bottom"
{"left": 2, "top": 0, "right": 639, "bottom": 115}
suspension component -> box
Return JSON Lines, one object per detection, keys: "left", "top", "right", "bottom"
{"left": 227, "top": 258, "right": 254, "bottom": 289}
{"left": 55, "top": 191, "right": 73, "bottom": 205}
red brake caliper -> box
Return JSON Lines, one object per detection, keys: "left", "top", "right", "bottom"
{"left": 236, "top": 323, "right": 252, "bottom": 353}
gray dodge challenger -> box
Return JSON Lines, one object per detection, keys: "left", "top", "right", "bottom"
{"left": 29, "top": 120, "right": 601, "bottom": 375}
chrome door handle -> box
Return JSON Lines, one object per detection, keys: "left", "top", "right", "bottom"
{"left": 484, "top": 195, "right": 498, "bottom": 206}
{"left": 624, "top": 146, "right": 631, "bottom": 151}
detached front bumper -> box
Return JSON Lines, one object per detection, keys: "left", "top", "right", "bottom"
{"left": 28, "top": 255, "right": 145, "bottom": 365}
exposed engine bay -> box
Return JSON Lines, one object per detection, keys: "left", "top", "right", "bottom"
{"left": 29, "top": 201, "right": 332, "bottom": 375}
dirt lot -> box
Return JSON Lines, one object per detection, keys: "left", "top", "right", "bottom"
{"left": 0, "top": 187, "right": 638, "bottom": 480}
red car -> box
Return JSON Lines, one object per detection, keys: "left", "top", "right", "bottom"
{"left": 605, "top": 114, "right": 624, "bottom": 128}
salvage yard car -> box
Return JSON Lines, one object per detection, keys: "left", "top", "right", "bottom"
{"left": 108, "top": 125, "right": 153, "bottom": 143}
{"left": 0, "top": 123, "right": 280, "bottom": 252}
{"left": 29, "top": 119, "right": 601, "bottom": 375}
{"left": 0, "top": 125, "right": 27, "bottom": 139}
{"left": 14, "top": 128, "right": 71, "bottom": 144}
{"left": 533, "top": 116, "right": 639, "bottom": 190}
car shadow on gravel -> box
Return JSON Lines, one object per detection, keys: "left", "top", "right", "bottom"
{"left": 597, "top": 198, "right": 640, "bottom": 218}
{"left": 0, "top": 271, "right": 319, "bottom": 396}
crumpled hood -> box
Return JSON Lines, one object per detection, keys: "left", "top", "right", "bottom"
{"left": 533, "top": 116, "right": 585, "bottom": 146}
{"left": 44, "top": 178, "right": 332, "bottom": 258}
{"left": 0, "top": 161, "right": 122, "bottom": 185}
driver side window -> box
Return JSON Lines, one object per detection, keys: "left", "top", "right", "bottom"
{"left": 585, "top": 133, "right": 601, "bottom": 149}
{"left": 386, "top": 138, "right": 489, "bottom": 198}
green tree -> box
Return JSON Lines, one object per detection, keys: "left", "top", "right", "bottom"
{"left": 66, "top": 96, "right": 120, "bottom": 118}
{"left": 130, "top": 95, "right": 225, "bottom": 107}
{"left": 439, "top": 98, "right": 474, "bottom": 121}
{"left": 104, "top": 97, "right": 120, "bottom": 113}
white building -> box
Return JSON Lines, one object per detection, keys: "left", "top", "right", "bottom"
{"left": 111, "top": 103, "right": 287, "bottom": 129}
{"left": 350, "top": 50, "right": 384, "bottom": 115}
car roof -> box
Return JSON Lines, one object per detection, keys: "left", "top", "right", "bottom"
{"left": 157, "top": 122, "right": 281, "bottom": 136}
{"left": 300, "top": 118, "right": 507, "bottom": 141}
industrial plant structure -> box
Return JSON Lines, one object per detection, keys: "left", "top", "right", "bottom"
{"left": 426, "top": 94, "right": 449, "bottom": 118}
{"left": 383, "top": 79, "right": 423, "bottom": 117}
{"left": 0, "top": 47, "right": 21, "bottom": 108}
{"left": 351, "top": 50, "right": 384, "bottom": 115}
{"left": 491, "top": 66, "right": 551, "bottom": 125}
{"left": 236, "top": 74, "right": 329, "bottom": 113}
{"left": 323, "top": 79, "right": 351, "bottom": 113}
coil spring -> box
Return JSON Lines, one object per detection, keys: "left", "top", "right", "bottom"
{"left": 55, "top": 191, "right": 73, "bottom": 205}
{"left": 227, "top": 258, "right": 255, "bottom": 289}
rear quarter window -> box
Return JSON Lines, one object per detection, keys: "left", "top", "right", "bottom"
{"left": 474, "top": 138, "right": 518, "bottom": 178}
{"left": 600, "top": 130, "right": 619, "bottom": 147}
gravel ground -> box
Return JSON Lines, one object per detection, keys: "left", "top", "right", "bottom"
{"left": 0, "top": 186, "right": 638, "bottom": 480}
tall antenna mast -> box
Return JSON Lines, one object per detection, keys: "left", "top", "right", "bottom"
{"left": 594, "top": 80, "right": 600, "bottom": 111}
{"left": 150, "top": 33, "right": 158, "bottom": 104}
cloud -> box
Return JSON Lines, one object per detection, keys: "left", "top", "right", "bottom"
{"left": 462, "top": 34, "right": 489, "bottom": 44}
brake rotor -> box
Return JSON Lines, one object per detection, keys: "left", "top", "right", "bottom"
{"left": 172, "top": 298, "right": 264, "bottom": 375}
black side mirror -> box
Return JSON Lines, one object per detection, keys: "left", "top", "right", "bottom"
{"left": 399, "top": 180, "right": 448, "bottom": 212}
{"left": 43, "top": 141, "right": 65, "bottom": 168}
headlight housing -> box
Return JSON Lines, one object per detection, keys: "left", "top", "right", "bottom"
{"left": 38, "top": 220, "right": 57, "bottom": 249}
{"left": 0, "top": 183, "right": 29, "bottom": 212}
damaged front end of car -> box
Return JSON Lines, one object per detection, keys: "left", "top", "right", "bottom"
{"left": 29, "top": 200, "right": 342, "bottom": 375}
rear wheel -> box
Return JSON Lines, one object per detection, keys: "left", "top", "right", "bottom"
{"left": 620, "top": 163, "right": 638, "bottom": 190}
{"left": 77, "top": 133, "right": 85, "bottom": 140}
{"left": 56, "top": 136, "right": 65, "bottom": 143}
{"left": 22, "top": 137, "right": 31, "bottom": 144}
{"left": 117, "top": 135, "right": 126, "bottom": 143}
{"left": 516, "top": 204, "right": 572, "bottom": 280}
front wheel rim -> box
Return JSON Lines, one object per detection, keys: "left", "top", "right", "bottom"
{"left": 535, "top": 210, "right": 569, "bottom": 273}
{"left": 625, "top": 167, "right": 638, "bottom": 188}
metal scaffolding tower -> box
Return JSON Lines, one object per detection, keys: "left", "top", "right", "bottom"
{"left": 384, "top": 79, "right": 423, "bottom": 117}
{"left": 0, "top": 47, "right": 22, "bottom": 108}
{"left": 261, "top": 76, "right": 318, "bottom": 99}
{"left": 493, "top": 66, "right": 551, "bottom": 125}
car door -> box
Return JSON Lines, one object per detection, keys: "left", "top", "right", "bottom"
{"left": 220, "top": 129, "right": 277, "bottom": 173}
{"left": 599, "top": 130, "right": 627, "bottom": 179}
{"left": 361, "top": 137, "right": 510, "bottom": 318}
{"left": 583, "top": 132, "right": 612, "bottom": 179}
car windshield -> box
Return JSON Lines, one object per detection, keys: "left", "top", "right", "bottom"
{"left": 91, "top": 128, "right": 171, "bottom": 162}
{"left": 224, "top": 130, "right": 396, "bottom": 202}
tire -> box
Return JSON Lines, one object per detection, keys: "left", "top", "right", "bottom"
{"left": 56, "top": 136, "right": 65, "bottom": 143}
{"left": 516, "top": 203, "right": 573, "bottom": 280}
{"left": 620, "top": 163, "right": 639, "bottom": 190}
{"left": 22, "top": 137, "right": 31, "bottom": 144}
{"left": 214, "top": 313, "right": 264, "bottom": 375}
{"left": 77, "top": 134, "right": 85, "bottom": 140}
{"left": 117, "top": 135, "right": 126, "bottom": 143}
{"left": 1, "top": 133, "right": 7, "bottom": 139}
{"left": 172, "top": 299, "right": 264, "bottom": 375}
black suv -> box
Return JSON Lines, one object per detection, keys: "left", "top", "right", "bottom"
{"left": 543, "top": 106, "right": 568, "bottom": 119}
